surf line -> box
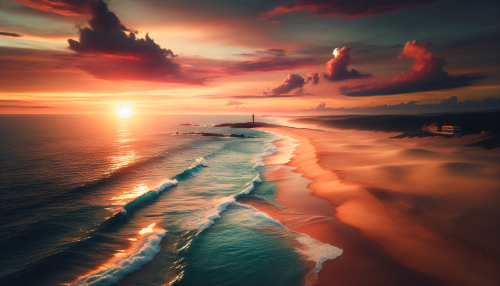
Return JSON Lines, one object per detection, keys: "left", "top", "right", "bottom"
{"left": 121, "top": 157, "right": 208, "bottom": 215}
{"left": 71, "top": 225, "right": 167, "bottom": 286}
{"left": 70, "top": 157, "right": 209, "bottom": 286}
{"left": 249, "top": 129, "right": 344, "bottom": 286}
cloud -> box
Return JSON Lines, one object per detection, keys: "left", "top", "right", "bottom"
{"left": 227, "top": 52, "right": 315, "bottom": 75}
{"left": 67, "top": 0, "right": 200, "bottom": 83}
{"left": 309, "top": 96, "right": 500, "bottom": 112}
{"left": 323, "top": 47, "right": 371, "bottom": 81}
{"left": 339, "top": 40, "right": 485, "bottom": 96}
{"left": 0, "top": 32, "right": 22, "bottom": 37}
{"left": 0, "top": 100, "right": 52, "bottom": 108}
{"left": 265, "top": 20, "right": 285, "bottom": 24}
{"left": 225, "top": 100, "right": 244, "bottom": 106}
{"left": 14, "top": 0, "right": 89, "bottom": 16}
{"left": 266, "top": 74, "right": 306, "bottom": 95}
{"left": 256, "top": 49, "right": 285, "bottom": 57}
{"left": 258, "top": 0, "right": 441, "bottom": 21}
{"left": 306, "top": 72, "right": 319, "bottom": 85}
{"left": 221, "top": 94, "right": 314, "bottom": 99}
{"left": 314, "top": 102, "right": 327, "bottom": 110}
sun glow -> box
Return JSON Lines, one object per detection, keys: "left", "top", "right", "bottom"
{"left": 118, "top": 105, "right": 132, "bottom": 117}
{"left": 333, "top": 48, "right": 339, "bottom": 57}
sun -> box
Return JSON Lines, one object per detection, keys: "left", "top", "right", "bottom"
{"left": 117, "top": 105, "right": 132, "bottom": 118}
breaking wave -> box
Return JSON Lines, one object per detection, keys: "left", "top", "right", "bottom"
{"left": 72, "top": 229, "right": 167, "bottom": 286}
{"left": 253, "top": 133, "right": 282, "bottom": 169}
{"left": 122, "top": 180, "right": 178, "bottom": 213}
{"left": 173, "top": 157, "right": 208, "bottom": 180}
{"left": 183, "top": 174, "right": 262, "bottom": 230}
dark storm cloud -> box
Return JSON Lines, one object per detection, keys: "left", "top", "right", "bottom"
{"left": 258, "top": 0, "right": 441, "bottom": 21}
{"left": 340, "top": 40, "right": 485, "bottom": 96}
{"left": 323, "top": 47, "right": 371, "bottom": 81}
{"left": 67, "top": 0, "right": 200, "bottom": 83}
{"left": 0, "top": 32, "right": 22, "bottom": 37}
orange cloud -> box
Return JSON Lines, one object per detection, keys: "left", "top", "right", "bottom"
{"left": 340, "top": 40, "right": 485, "bottom": 96}
{"left": 15, "top": 0, "right": 89, "bottom": 16}
{"left": 323, "top": 47, "right": 371, "bottom": 81}
{"left": 258, "top": 0, "right": 441, "bottom": 21}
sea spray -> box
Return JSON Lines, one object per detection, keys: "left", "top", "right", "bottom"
{"left": 72, "top": 229, "right": 167, "bottom": 286}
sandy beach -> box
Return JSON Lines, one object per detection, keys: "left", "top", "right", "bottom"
{"left": 253, "top": 125, "right": 500, "bottom": 286}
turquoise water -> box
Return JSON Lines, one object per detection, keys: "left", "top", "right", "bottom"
{"left": 0, "top": 114, "right": 340, "bottom": 286}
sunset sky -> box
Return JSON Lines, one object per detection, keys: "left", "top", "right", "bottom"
{"left": 1, "top": 0, "right": 499, "bottom": 115}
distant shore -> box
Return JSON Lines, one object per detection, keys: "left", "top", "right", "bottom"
{"left": 289, "top": 111, "right": 500, "bottom": 135}
{"left": 251, "top": 124, "right": 500, "bottom": 286}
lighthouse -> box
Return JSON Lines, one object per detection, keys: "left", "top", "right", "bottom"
{"left": 252, "top": 114, "right": 255, "bottom": 125}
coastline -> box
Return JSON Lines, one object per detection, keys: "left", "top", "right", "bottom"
{"left": 254, "top": 125, "right": 500, "bottom": 286}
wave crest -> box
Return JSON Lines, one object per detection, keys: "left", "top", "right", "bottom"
{"left": 72, "top": 230, "right": 167, "bottom": 286}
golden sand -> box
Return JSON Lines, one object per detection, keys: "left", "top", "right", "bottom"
{"left": 256, "top": 126, "right": 500, "bottom": 286}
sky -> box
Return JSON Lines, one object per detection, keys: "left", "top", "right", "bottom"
{"left": 0, "top": 0, "right": 499, "bottom": 115}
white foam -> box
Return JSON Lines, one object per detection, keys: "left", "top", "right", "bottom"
{"left": 252, "top": 132, "right": 282, "bottom": 169}
{"left": 195, "top": 157, "right": 208, "bottom": 167}
{"left": 295, "top": 235, "right": 343, "bottom": 274}
{"left": 235, "top": 203, "right": 343, "bottom": 285}
{"left": 185, "top": 196, "right": 236, "bottom": 230}
{"left": 183, "top": 175, "right": 262, "bottom": 230}
{"left": 239, "top": 183, "right": 254, "bottom": 195}
{"left": 73, "top": 230, "right": 167, "bottom": 286}
{"left": 152, "top": 179, "right": 179, "bottom": 194}
{"left": 251, "top": 174, "right": 262, "bottom": 184}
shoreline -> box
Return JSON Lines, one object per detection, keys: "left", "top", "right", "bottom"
{"left": 254, "top": 125, "right": 500, "bottom": 286}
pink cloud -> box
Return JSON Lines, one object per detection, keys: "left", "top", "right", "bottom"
{"left": 323, "top": 46, "right": 371, "bottom": 81}
{"left": 306, "top": 72, "right": 319, "bottom": 85}
{"left": 15, "top": 0, "right": 89, "bottom": 16}
{"left": 339, "top": 40, "right": 484, "bottom": 96}
{"left": 226, "top": 100, "right": 244, "bottom": 106}
{"left": 258, "top": 0, "right": 441, "bottom": 21}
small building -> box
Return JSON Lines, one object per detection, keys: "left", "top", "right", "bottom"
{"left": 423, "top": 123, "right": 460, "bottom": 135}
{"left": 442, "top": 125, "right": 461, "bottom": 135}
{"left": 427, "top": 123, "right": 443, "bottom": 133}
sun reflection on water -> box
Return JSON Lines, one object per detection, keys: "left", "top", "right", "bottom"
{"left": 111, "top": 183, "right": 149, "bottom": 205}
{"left": 139, "top": 223, "right": 156, "bottom": 235}
{"left": 106, "top": 118, "right": 137, "bottom": 174}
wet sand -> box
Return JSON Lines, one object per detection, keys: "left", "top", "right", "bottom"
{"left": 253, "top": 126, "right": 500, "bottom": 286}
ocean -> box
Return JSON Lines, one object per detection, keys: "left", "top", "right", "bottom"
{"left": 0, "top": 114, "right": 341, "bottom": 286}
